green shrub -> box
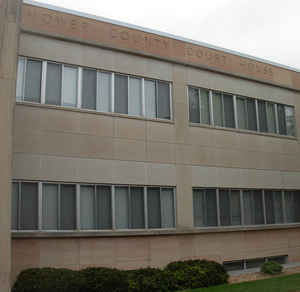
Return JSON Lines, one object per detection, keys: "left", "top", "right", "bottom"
{"left": 261, "top": 261, "right": 283, "bottom": 275}
{"left": 12, "top": 268, "right": 84, "bottom": 292}
{"left": 80, "top": 267, "right": 129, "bottom": 292}
{"left": 13, "top": 259, "right": 229, "bottom": 292}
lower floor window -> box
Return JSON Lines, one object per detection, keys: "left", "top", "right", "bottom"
{"left": 12, "top": 181, "right": 176, "bottom": 231}
{"left": 193, "top": 188, "right": 300, "bottom": 227}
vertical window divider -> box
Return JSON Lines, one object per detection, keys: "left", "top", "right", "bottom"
{"left": 282, "top": 190, "right": 287, "bottom": 223}
{"left": 76, "top": 184, "right": 80, "bottom": 231}
{"left": 233, "top": 95, "right": 238, "bottom": 129}
{"left": 94, "top": 185, "right": 97, "bottom": 230}
{"left": 21, "top": 57, "right": 27, "bottom": 101}
{"left": 128, "top": 186, "right": 132, "bottom": 229}
{"left": 221, "top": 93, "right": 225, "bottom": 126}
{"left": 144, "top": 186, "right": 148, "bottom": 229}
{"left": 58, "top": 184, "right": 61, "bottom": 230}
{"left": 41, "top": 61, "right": 47, "bottom": 104}
{"left": 209, "top": 90, "right": 214, "bottom": 125}
{"left": 245, "top": 98, "right": 249, "bottom": 130}
{"left": 18, "top": 182, "right": 21, "bottom": 230}
{"left": 159, "top": 187, "right": 163, "bottom": 228}
{"left": 111, "top": 185, "right": 116, "bottom": 230}
{"left": 173, "top": 188, "right": 177, "bottom": 228}
{"left": 216, "top": 189, "right": 221, "bottom": 226}
{"left": 274, "top": 104, "right": 279, "bottom": 134}
{"left": 264, "top": 101, "right": 269, "bottom": 132}
{"left": 255, "top": 99, "right": 260, "bottom": 132}
{"left": 111, "top": 73, "right": 115, "bottom": 113}
{"left": 240, "top": 190, "right": 244, "bottom": 226}
{"left": 262, "top": 190, "right": 267, "bottom": 224}
{"left": 61, "top": 64, "right": 65, "bottom": 106}
{"left": 127, "top": 76, "right": 130, "bottom": 114}
{"left": 198, "top": 88, "right": 201, "bottom": 123}
{"left": 141, "top": 78, "right": 146, "bottom": 117}
{"left": 77, "top": 67, "right": 82, "bottom": 108}
{"left": 96, "top": 71, "right": 100, "bottom": 112}
{"left": 38, "top": 182, "right": 43, "bottom": 231}
{"left": 169, "top": 83, "right": 173, "bottom": 120}
{"left": 155, "top": 81, "right": 159, "bottom": 119}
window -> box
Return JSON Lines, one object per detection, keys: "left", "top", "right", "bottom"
{"left": 264, "top": 190, "right": 283, "bottom": 224}
{"left": 193, "top": 189, "right": 217, "bottom": 227}
{"left": 266, "top": 102, "right": 276, "bottom": 133}
{"left": 277, "top": 104, "right": 287, "bottom": 135}
{"left": 258, "top": 100, "right": 268, "bottom": 133}
{"left": 285, "top": 106, "right": 296, "bottom": 136}
{"left": 243, "top": 190, "right": 264, "bottom": 225}
{"left": 12, "top": 182, "right": 175, "bottom": 231}
{"left": 285, "top": 191, "right": 300, "bottom": 223}
{"left": 236, "top": 96, "right": 257, "bottom": 131}
{"left": 147, "top": 187, "right": 175, "bottom": 228}
{"left": 42, "top": 183, "right": 76, "bottom": 230}
{"left": 12, "top": 182, "right": 38, "bottom": 230}
{"left": 24, "top": 59, "right": 42, "bottom": 103}
{"left": 188, "top": 87, "right": 210, "bottom": 124}
{"left": 219, "top": 189, "right": 241, "bottom": 226}
{"left": 16, "top": 57, "right": 172, "bottom": 121}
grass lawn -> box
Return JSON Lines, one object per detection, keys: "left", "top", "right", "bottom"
{"left": 182, "top": 273, "right": 300, "bottom": 292}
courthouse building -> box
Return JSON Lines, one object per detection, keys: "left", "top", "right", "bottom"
{"left": 1, "top": 0, "right": 300, "bottom": 290}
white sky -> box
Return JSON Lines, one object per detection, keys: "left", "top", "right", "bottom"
{"left": 35, "top": 0, "right": 300, "bottom": 70}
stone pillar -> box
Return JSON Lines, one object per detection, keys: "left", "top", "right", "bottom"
{"left": 0, "top": 0, "right": 21, "bottom": 290}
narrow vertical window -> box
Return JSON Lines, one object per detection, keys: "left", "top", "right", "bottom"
{"left": 200, "top": 88, "right": 210, "bottom": 124}
{"left": 237, "top": 97, "right": 247, "bottom": 129}
{"left": 265, "top": 190, "right": 283, "bottom": 224}
{"left": 247, "top": 99, "right": 257, "bottom": 131}
{"left": 80, "top": 185, "right": 95, "bottom": 230}
{"left": 145, "top": 80, "right": 156, "bottom": 118}
{"left": 243, "top": 190, "right": 264, "bottom": 225}
{"left": 42, "top": 184, "right": 59, "bottom": 230}
{"left": 128, "top": 77, "right": 142, "bottom": 116}
{"left": 62, "top": 66, "right": 77, "bottom": 107}
{"left": 223, "top": 94, "right": 235, "bottom": 128}
{"left": 189, "top": 87, "right": 200, "bottom": 123}
{"left": 277, "top": 104, "right": 287, "bottom": 135}
{"left": 193, "top": 189, "right": 217, "bottom": 227}
{"left": 12, "top": 183, "right": 19, "bottom": 230}
{"left": 258, "top": 100, "right": 268, "bottom": 132}
{"left": 212, "top": 92, "right": 223, "bottom": 126}
{"left": 96, "top": 185, "right": 112, "bottom": 230}
{"left": 24, "top": 59, "right": 42, "bottom": 103}
{"left": 130, "top": 187, "right": 145, "bottom": 229}
{"left": 161, "top": 188, "right": 175, "bottom": 228}
{"left": 82, "top": 69, "right": 97, "bottom": 110}
{"left": 60, "top": 184, "right": 76, "bottom": 230}
{"left": 285, "top": 106, "right": 296, "bottom": 136}
{"left": 266, "top": 102, "right": 276, "bottom": 133}
{"left": 285, "top": 191, "right": 300, "bottom": 223}
{"left": 16, "top": 57, "right": 25, "bottom": 100}
{"left": 45, "top": 62, "right": 62, "bottom": 106}
{"left": 97, "top": 72, "right": 111, "bottom": 112}
{"left": 219, "top": 189, "right": 241, "bottom": 226}
{"left": 20, "top": 182, "right": 38, "bottom": 230}
{"left": 115, "top": 186, "right": 129, "bottom": 229}
{"left": 115, "top": 74, "right": 128, "bottom": 114}
{"left": 157, "top": 81, "right": 171, "bottom": 119}
{"left": 147, "top": 187, "right": 161, "bottom": 228}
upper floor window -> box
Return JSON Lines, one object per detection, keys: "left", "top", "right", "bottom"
{"left": 16, "top": 57, "right": 173, "bottom": 121}
{"left": 188, "top": 85, "right": 296, "bottom": 137}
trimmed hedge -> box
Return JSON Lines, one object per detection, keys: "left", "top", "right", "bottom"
{"left": 12, "top": 260, "right": 228, "bottom": 292}
{"left": 261, "top": 261, "right": 283, "bottom": 275}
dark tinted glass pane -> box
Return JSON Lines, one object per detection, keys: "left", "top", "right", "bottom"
{"left": 115, "top": 187, "right": 129, "bottom": 229}
{"left": 189, "top": 87, "right": 200, "bottom": 123}
{"left": 115, "top": 74, "right": 128, "bottom": 114}
{"left": 206, "top": 189, "right": 217, "bottom": 226}
{"left": 46, "top": 63, "right": 61, "bottom": 105}
{"left": 20, "top": 182, "right": 38, "bottom": 230}
{"left": 213, "top": 92, "right": 223, "bottom": 126}
{"left": 42, "top": 184, "right": 59, "bottom": 230}
{"left": 223, "top": 261, "right": 244, "bottom": 271}
{"left": 277, "top": 104, "right": 287, "bottom": 135}
{"left": 157, "top": 81, "right": 171, "bottom": 119}
{"left": 130, "top": 187, "right": 145, "bottom": 229}
{"left": 60, "top": 185, "right": 76, "bottom": 230}
{"left": 253, "top": 190, "right": 264, "bottom": 224}
{"left": 223, "top": 94, "right": 235, "bottom": 128}
{"left": 82, "top": 69, "right": 97, "bottom": 110}
{"left": 220, "top": 190, "right": 231, "bottom": 226}
{"left": 231, "top": 190, "right": 241, "bottom": 225}
{"left": 97, "top": 186, "right": 112, "bottom": 229}
{"left": 246, "top": 258, "right": 265, "bottom": 269}
{"left": 247, "top": 99, "right": 257, "bottom": 131}
{"left": 200, "top": 89, "right": 210, "bottom": 124}
{"left": 147, "top": 187, "right": 161, "bottom": 228}
{"left": 258, "top": 100, "right": 267, "bottom": 132}
{"left": 24, "top": 60, "right": 42, "bottom": 102}
{"left": 80, "top": 186, "right": 95, "bottom": 230}
{"left": 265, "top": 190, "right": 283, "bottom": 224}
{"left": 193, "top": 189, "right": 205, "bottom": 227}
{"left": 12, "top": 183, "right": 19, "bottom": 230}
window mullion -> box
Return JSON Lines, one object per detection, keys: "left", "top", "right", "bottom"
{"left": 128, "top": 186, "right": 132, "bottom": 229}
{"left": 127, "top": 76, "right": 130, "bottom": 115}
{"left": 160, "top": 187, "right": 163, "bottom": 228}
{"left": 282, "top": 190, "right": 287, "bottom": 224}
{"left": 255, "top": 99, "right": 260, "bottom": 132}
{"left": 274, "top": 104, "right": 279, "bottom": 134}
{"left": 77, "top": 67, "right": 82, "bottom": 108}
{"left": 61, "top": 64, "right": 64, "bottom": 106}
{"left": 155, "top": 80, "right": 159, "bottom": 118}
{"left": 216, "top": 189, "right": 221, "bottom": 226}
{"left": 262, "top": 190, "right": 267, "bottom": 224}
{"left": 18, "top": 182, "right": 21, "bottom": 230}
{"left": 141, "top": 78, "right": 146, "bottom": 117}
{"left": 144, "top": 186, "right": 148, "bottom": 229}
{"left": 169, "top": 83, "right": 173, "bottom": 120}
{"left": 209, "top": 90, "right": 214, "bottom": 125}
{"left": 240, "top": 190, "right": 244, "bottom": 226}
{"left": 41, "top": 61, "right": 47, "bottom": 104}
{"left": 111, "top": 73, "right": 115, "bottom": 113}
{"left": 233, "top": 95, "right": 238, "bottom": 129}
{"left": 111, "top": 185, "right": 116, "bottom": 230}
{"left": 76, "top": 184, "right": 80, "bottom": 231}
{"left": 38, "top": 182, "right": 43, "bottom": 231}
{"left": 58, "top": 184, "right": 61, "bottom": 230}
{"left": 198, "top": 88, "right": 201, "bottom": 123}
{"left": 96, "top": 71, "right": 100, "bottom": 112}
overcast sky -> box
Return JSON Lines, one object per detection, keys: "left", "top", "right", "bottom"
{"left": 36, "top": 0, "right": 300, "bottom": 70}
